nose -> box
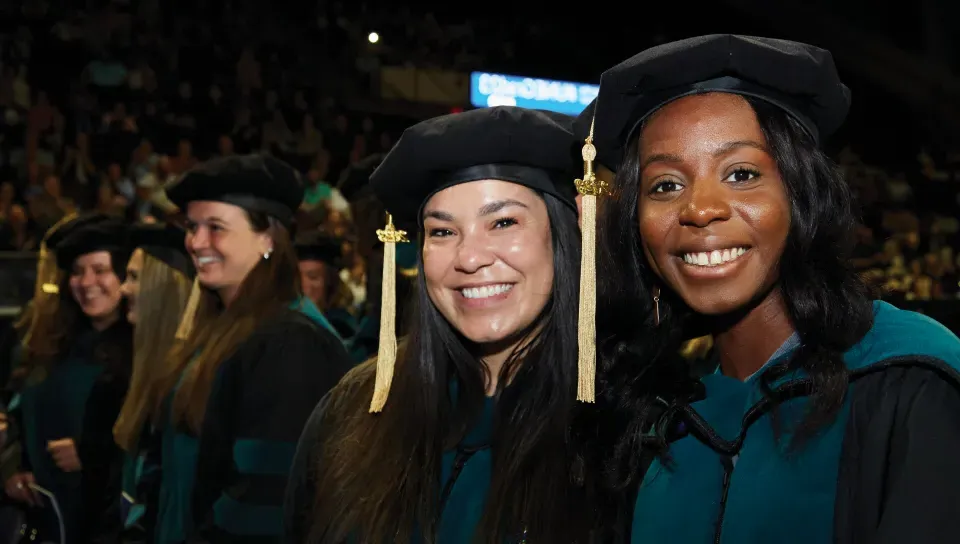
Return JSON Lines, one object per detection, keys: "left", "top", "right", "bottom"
{"left": 186, "top": 226, "right": 208, "bottom": 253}
{"left": 678, "top": 178, "right": 732, "bottom": 228}
{"left": 79, "top": 269, "right": 97, "bottom": 288}
{"left": 454, "top": 230, "right": 496, "bottom": 274}
{"left": 119, "top": 278, "right": 131, "bottom": 297}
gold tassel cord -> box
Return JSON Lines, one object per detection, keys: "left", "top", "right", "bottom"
{"left": 369, "top": 213, "right": 409, "bottom": 413}
{"left": 574, "top": 117, "right": 609, "bottom": 403}
{"left": 175, "top": 277, "right": 202, "bottom": 341}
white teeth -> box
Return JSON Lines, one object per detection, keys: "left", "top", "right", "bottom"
{"left": 682, "top": 247, "right": 747, "bottom": 267}
{"left": 197, "top": 256, "right": 220, "bottom": 265}
{"left": 461, "top": 284, "right": 513, "bottom": 299}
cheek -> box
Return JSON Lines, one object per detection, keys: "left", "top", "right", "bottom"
{"left": 421, "top": 245, "right": 450, "bottom": 292}
{"left": 637, "top": 208, "right": 672, "bottom": 273}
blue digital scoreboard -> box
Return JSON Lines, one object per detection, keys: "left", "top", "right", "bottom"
{"left": 469, "top": 71, "right": 598, "bottom": 116}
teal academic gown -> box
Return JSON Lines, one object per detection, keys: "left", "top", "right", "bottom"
{"left": 17, "top": 330, "right": 107, "bottom": 544}
{"left": 153, "top": 298, "right": 349, "bottom": 544}
{"left": 282, "top": 392, "right": 500, "bottom": 544}
{"left": 630, "top": 300, "right": 960, "bottom": 544}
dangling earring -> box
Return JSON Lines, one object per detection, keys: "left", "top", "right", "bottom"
{"left": 263, "top": 248, "right": 273, "bottom": 260}
{"left": 653, "top": 285, "right": 661, "bottom": 327}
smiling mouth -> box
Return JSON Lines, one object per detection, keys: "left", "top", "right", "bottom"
{"left": 459, "top": 283, "right": 514, "bottom": 300}
{"left": 681, "top": 247, "right": 749, "bottom": 268}
{"left": 196, "top": 256, "right": 222, "bottom": 267}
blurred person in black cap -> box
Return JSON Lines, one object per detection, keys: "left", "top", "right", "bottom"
{"left": 78, "top": 223, "right": 197, "bottom": 543}
{"left": 583, "top": 35, "right": 960, "bottom": 543}
{"left": 284, "top": 107, "right": 606, "bottom": 543}
{"left": 294, "top": 231, "right": 355, "bottom": 340}
{"left": 332, "top": 152, "right": 419, "bottom": 364}
{"left": 150, "top": 155, "right": 351, "bottom": 544}
{"left": 4, "top": 216, "right": 132, "bottom": 544}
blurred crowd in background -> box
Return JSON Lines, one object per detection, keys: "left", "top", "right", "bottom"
{"left": 0, "top": 0, "right": 959, "bottom": 312}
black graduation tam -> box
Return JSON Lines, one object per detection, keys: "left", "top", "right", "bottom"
{"left": 130, "top": 223, "right": 195, "bottom": 279}
{"left": 573, "top": 98, "right": 618, "bottom": 172}
{"left": 55, "top": 217, "right": 129, "bottom": 271}
{"left": 295, "top": 231, "right": 343, "bottom": 268}
{"left": 44, "top": 212, "right": 113, "bottom": 250}
{"left": 337, "top": 152, "right": 385, "bottom": 202}
{"left": 593, "top": 34, "right": 851, "bottom": 169}
{"left": 370, "top": 106, "right": 577, "bottom": 230}
{"left": 166, "top": 154, "right": 305, "bottom": 226}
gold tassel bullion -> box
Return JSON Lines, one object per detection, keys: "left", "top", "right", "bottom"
{"left": 369, "top": 213, "right": 409, "bottom": 413}
{"left": 574, "top": 118, "right": 609, "bottom": 403}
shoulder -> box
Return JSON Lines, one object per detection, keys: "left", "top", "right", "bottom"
{"left": 845, "top": 301, "right": 960, "bottom": 377}
{"left": 848, "top": 362, "right": 960, "bottom": 434}
{"left": 243, "top": 308, "right": 345, "bottom": 351}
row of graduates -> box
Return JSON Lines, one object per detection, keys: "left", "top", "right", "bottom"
{"left": 0, "top": 155, "right": 355, "bottom": 542}
{"left": 283, "top": 35, "right": 960, "bottom": 543}
{"left": 2, "top": 33, "right": 960, "bottom": 544}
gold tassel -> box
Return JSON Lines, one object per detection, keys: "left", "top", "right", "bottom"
{"left": 175, "top": 277, "right": 202, "bottom": 341}
{"left": 574, "top": 117, "right": 609, "bottom": 403}
{"left": 369, "top": 213, "right": 409, "bottom": 413}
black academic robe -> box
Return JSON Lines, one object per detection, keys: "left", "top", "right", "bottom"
{"left": 630, "top": 301, "right": 960, "bottom": 544}
{"left": 76, "top": 374, "right": 129, "bottom": 543}
{"left": 189, "top": 306, "right": 352, "bottom": 543}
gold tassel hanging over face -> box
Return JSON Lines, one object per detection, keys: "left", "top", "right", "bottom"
{"left": 175, "top": 277, "right": 202, "bottom": 341}
{"left": 369, "top": 213, "right": 409, "bottom": 413}
{"left": 574, "top": 117, "right": 609, "bottom": 403}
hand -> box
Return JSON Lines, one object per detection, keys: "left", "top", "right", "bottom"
{"left": 4, "top": 472, "right": 40, "bottom": 506}
{"left": 47, "top": 438, "right": 82, "bottom": 473}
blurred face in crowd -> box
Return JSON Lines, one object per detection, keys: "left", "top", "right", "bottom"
{"left": 421, "top": 180, "right": 554, "bottom": 345}
{"left": 178, "top": 139, "right": 193, "bottom": 158}
{"left": 185, "top": 201, "right": 273, "bottom": 304}
{"left": 43, "top": 175, "right": 61, "bottom": 198}
{"left": 107, "top": 163, "right": 122, "bottom": 181}
{"left": 1, "top": 181, "right": 15, "bottom": 205}
{"left": 335, "top": 114, "right": 348, "bottom": 132}
{"left": 8, "top": 205, "right": 26, "bottom": 230}
{"left": 218, "top": 135, "right": 234, "bottom": 156}
{"left": 120, "top": 248, "right": 145, "bottom": 324}
{"left": 362, "top": 117, "right": 374, "bottom": 133}
{"left": 636, "top": 93, "right": 790, "bottom": 316}
{"left": 178, "top": 81, "right": 192, "bottom": 99}
{"left": 69, "top": 251, "right": 123, "bottom": 326}
{"left": 298, "top": 259, "right": 329, "bottom": 309}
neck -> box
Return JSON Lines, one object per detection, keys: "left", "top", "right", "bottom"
{"left": 218, "top": 284, "right": 240, "bottom": 307}
{"left": 712, "top": 288, "right": 796, "bottom": 381}
{"left": 475, "top": 331, "right": 536, "bottom": 396}
{"left": 91, "top": 311, "right": 119, "bottom": 332}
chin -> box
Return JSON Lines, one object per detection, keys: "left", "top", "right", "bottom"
{"left": 678, "top": 286, "right": 759, "bottom": 316}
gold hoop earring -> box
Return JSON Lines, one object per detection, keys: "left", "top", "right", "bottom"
{"left": 653, "top": 285, "right": 661, "bottom": 327}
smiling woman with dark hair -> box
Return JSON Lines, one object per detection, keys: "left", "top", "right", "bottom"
{"left": 283, "top": 107, "right": 604, "bottom": 543}
{"left": 584, "top": 35, "right": 960, "bottom": 544}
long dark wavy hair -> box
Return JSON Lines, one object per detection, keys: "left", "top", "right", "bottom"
{"left": 594, "top": 95, "right": 876, "bottom": 491}
{"left": 307, "top": 190, "right": 602, "bottom": 543}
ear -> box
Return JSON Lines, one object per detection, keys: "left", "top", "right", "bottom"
{"left": 575, "top": 194, "right": 583, "bottom": 229}
{"left": 258, "top": 232, "right": 274, "bottom": 256}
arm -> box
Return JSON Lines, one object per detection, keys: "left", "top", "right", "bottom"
{"left": 77, "top": 377, "right": 128, "bottom": 543}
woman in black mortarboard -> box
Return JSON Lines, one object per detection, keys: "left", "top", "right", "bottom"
{"left": 3, "top": 215, "right": 133, "bottom": 544}
{"left": 294, "top": 232, "right": 357, "bottom": 342}
{"left": 283, "top": 106, "right": 606, "bottom": 543}
{"left": 77, "top": 222, "right": 196, "bottom": 543}
{"left": 150, "top": 154, "right": 352, "bottom": 544}
{"left": 583, "top": 35, "right": 960, "bottom": 543}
